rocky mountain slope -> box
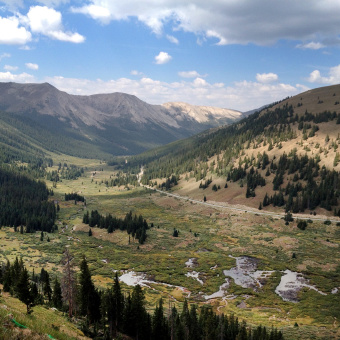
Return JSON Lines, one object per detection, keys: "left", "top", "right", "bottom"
{"left": 0, "top": 82, "right": 242, "bottom": 157}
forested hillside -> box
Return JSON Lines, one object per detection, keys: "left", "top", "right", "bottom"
{"left": 120, "top": 84, "right": 340, "bottom": 216}
{"left": 0, "top": 166, "right": 56, "bottom": 232}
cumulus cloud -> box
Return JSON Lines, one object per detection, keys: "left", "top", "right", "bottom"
{"left": 296, "top": 41, "right": 325, "bottom": 50}
{"left": 166, "top": 34, "right": 179, "bottom": 44}
{"left": 0, "top": 16, "right": 32, "bottom": 44}
{"left": 25, "top": 6, "right": 85, "bottom": 43}
{"left": 308, "top": 65, "right": 340, "bottom": 85}
{"left": 0, "top": 53, "right": 11, "bottom": 61}
{"left": 206, "top": 30, "right": 227, "bottom": 45}
{"left": 44, "top": 74, "right": 305, "bottom": 112}
{"left": 71, "top": 0, "right": 340, "bottom": 46}
{"left": 25, "top": 62, "right": 39, "bottom": 70}
{"left": 0, "top": 71, "right": 34, "bottom": 82}
{"left": 155, "top": 51, "right": 172, "bottom": 64}
{"left": 130, "top": 70, "right": 143, "bottom": 76}
{"left": 178, "top": 71, "right": 204, "bottom": 78}
{"left": 35, "top": 0, "right": 70, "bottom": 6}
{"left": 4, "top": 65, "right": 18, "bottom": 71}
{"left": 0, "top": 6, "right": 84, "bottom": 44}
{"left": 1, "top": 0, "right": 69, "bottom": 8}
{"left": 256, "top": 73, "right": 278, "bottom": 83}
{"left": 71, "top": 4, "right": 111, "bottom": 23}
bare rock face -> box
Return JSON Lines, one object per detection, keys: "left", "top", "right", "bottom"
{"left": 163, "top": 102, "right": 242, "bottom": 123}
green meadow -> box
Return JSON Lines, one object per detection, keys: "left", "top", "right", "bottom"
{"left": 0, "top": 157, "right": 339, "bottom": 339}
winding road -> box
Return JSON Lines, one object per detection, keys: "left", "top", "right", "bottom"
{"left": 138, "top": 168, "right": 340, "bottom": 223}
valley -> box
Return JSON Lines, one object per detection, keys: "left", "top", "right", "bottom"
{"left": 1, "top": 155, "right": 339, "bottom": 339}
{"left": 0, "top": 84, "right": 340, "bottom": 339}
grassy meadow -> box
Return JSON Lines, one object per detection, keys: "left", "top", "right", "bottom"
{"left": 0, "top": 155, "right": 339, "bottom": 339}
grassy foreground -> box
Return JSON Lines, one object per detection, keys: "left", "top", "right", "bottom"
{"left": 0, "top": 285, "right": 89, "bottom": 340}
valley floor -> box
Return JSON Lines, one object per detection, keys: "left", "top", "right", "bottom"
{"left": 0, "top": 158, "right": 339, "bottom": 339}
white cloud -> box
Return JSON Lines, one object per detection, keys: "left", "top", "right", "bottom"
{"left": 155, "top": 51, "right": 172, "bottom": 64}
{"left": 0, "top": 53, "right": 11, "bottom": 61}
{"left": 0, "top": 0, "right": 24, "bottom": 9}
{"left": 130, "top": 70, "right": 143, "bottom": 76}
{"left": 4, "top": 65, "right": 18, "bottom": 71}
{"left": 44, "top": 74, "right": 305, "bottom": 112}
{"left": 296, "top": 41, "right": 325, "bottom": 50}
{"left": 308, "top": 65, "right": 340, "bottom": 85}
{"left": 26, "top": 6, "right": 85, "bottom": 43}
{"left": 25, "top": 62, "right": 39, "bottom": 70}
{"left": 0, "top": 71, "right": 34, "bottom": 82}
{"left": 71, "top": 4, "right": 111, "bottom": 24}
{"left": 47, "top": 30, "right": 85, "bottom": 43}
{"left": 206, "top": 30, "right": 227, "bottom": 45}
{"left": 166, "top": 34, "right": 179, "bottom": 44}
{"left": 193, "top": 77, "right": 207, "bottom": 87}
{"left": 35, "top": 0, "right": 70, "bottom": 6}
{"left": 71, "top": 0, "right": 340, "bottom": 46}
{"left": 1, "top": 0, "right": 69, "bottom": 8}
{"left": 178, "top": 71, "right": 203, "bottom": 78}
{"left": 256, "top": 73, "right": 279, "bottom": 83}
{"left": 0, "top": 16, "right": 32, "bottom": 44}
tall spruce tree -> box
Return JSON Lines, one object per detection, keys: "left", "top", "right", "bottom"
{"left": 79, "top": 255, "right": 101, "bottom": 324}
{"left": 52, "top": 277, "right": 63, "bottom": 310}
{"left": 152, "top": 298, "right": 168, "bottom": 340}
{"left": 16, "top": 267, "right": 33, "bottom": 314}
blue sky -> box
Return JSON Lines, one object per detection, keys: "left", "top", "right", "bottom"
{"left": 1, "top": 0, "right": 340, "bottom": 111}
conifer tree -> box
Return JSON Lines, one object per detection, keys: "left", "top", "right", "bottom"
{"left": 3, "top": 260, "right": 12, "bottom": 292}
{"left": 52, "top": 277, "right": 63, "bottom": 310}
{"left": 79, "top": 255, "right": 101, "bottom": 324}
{"left": 17, "top": 267, "right": 33, "bottom": 314}
{"left": 152, "top": 298, "right": 168, "bottom": 340}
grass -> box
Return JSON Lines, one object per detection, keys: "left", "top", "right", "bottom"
{"left": 0, "top": 159, "right": 339, "bottom": 339}
{"left": 0, "top": 286, "right": 89, "bottom": 340}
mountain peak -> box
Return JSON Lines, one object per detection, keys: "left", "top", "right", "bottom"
{"left": 162, "top": 101, "right": 242, "bottom": 123}
{"left": 0, "top": 81, "right": 243, "bottom": 155}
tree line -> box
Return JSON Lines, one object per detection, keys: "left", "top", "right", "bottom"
{"left": 83, "top": 210, "right": 149, "bottom": 244}
{"left": 0, "top": 167, "right": 56, "bottom": 232}
{"left": 0, "top": 255, "right": 284, "bottom": 340}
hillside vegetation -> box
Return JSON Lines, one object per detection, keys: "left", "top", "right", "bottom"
{"left": 122, "top": 84, "right": 340, "bottom": 217}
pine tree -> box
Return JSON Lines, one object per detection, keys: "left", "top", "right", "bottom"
{"left": 152, "top": 298, "right": 168, "bottom": 340}
{"left": 17, "top": 268, "right": 33, "bottom": 314}
{"left": 52, "top": 277, "right": 63, "bottom": 310}
{"left": 130, "top": 284, "right": 151, "bottom": 340}
{"left": 79, "top": 255, "right": 101, "bottom": 324}
{"left": 42, "top": 270, "right": 52, "bottom": 303}
{"left": 3, "top": 260, "right": 12, "bottom": 292}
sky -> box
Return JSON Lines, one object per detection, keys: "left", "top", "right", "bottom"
{"left": 0, "top": 1, "right": 340, "bottom": 112}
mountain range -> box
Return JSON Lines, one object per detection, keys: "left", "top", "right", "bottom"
{"left": 0, "top": 82, "right": 242, "bottom": 157}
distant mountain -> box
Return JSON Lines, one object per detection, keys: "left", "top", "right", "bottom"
{"left": 242, "top": 104, "right": 271, "bottom": 117}
{"left": 0, "top": 82, "right": 242, "bottom": 157}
